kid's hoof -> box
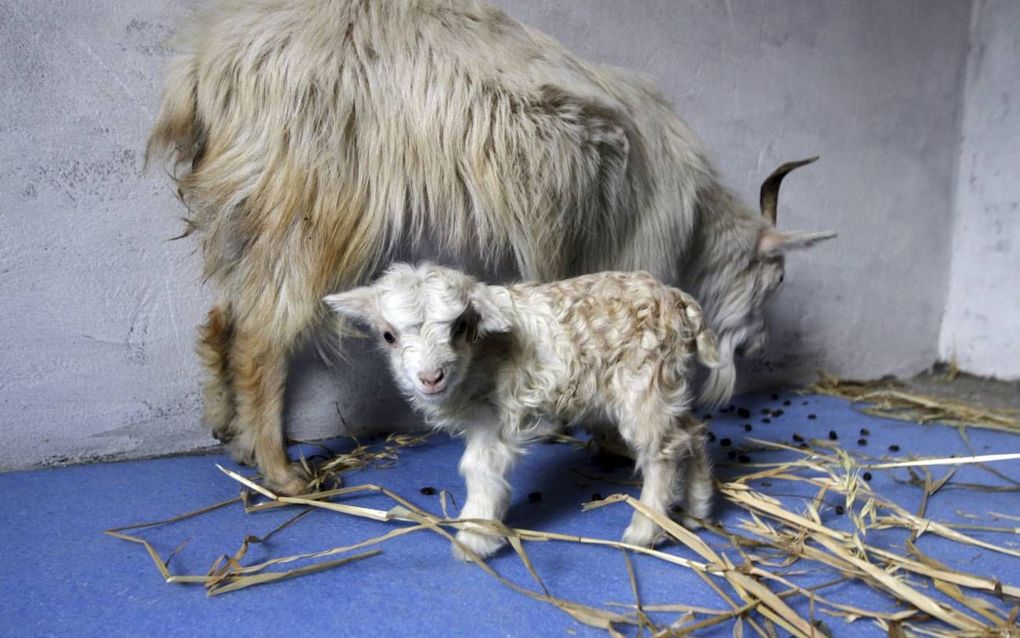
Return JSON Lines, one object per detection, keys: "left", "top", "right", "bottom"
{"left": 622, "top": 515, "right": 661, "bottom": 547}
{"left": 452, "top": 529, "right": 505, "bottom": 561}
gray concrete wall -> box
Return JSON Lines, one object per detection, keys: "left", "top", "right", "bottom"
{"left": 0, "top": 1, "right": 979, "bottom": 470}
{"left": 940, "top": 0, "right": 1020, "bottom": 380}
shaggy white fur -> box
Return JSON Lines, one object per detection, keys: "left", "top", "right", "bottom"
{"left": 148, "top": 0, "right": 834, "bottom": 493}
{"left": 327, "top": 263, "right": 722, "bottom": 558}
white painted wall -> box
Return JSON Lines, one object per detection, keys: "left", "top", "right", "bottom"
{"left": 939, "top": 0, "right": 1020, "bottom": 380}
{"left": 0, "top": 1, "right": 999, "bottom": 471}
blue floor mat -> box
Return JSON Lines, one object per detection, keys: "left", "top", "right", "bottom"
{"left": 2, "top": 391, "right": 1019, "bottom": 637}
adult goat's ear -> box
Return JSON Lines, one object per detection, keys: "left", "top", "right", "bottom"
{"left": 757, "top": 229, "right": 837, "bottom": 258}
{"left": 470, "top": 284, "right": 513, "bottom": 335}
{"left": 323, "top": 286, "right": 380, "bottom": 324}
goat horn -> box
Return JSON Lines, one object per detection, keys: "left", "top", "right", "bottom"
{"left": 759, "top": 156, "right": 819, "bottom": 225}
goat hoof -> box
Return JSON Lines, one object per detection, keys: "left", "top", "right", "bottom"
{"left": 261, "top": 463, "right": 311, "bottom": 496}
{"left": 224, "top": 433, "right": 256, "bottom": 466}
{"left": 267, "top": 472, "right": 309, "bottom": 497}
{"left": 681, "top": 515, "right": 705, "bottom": 530}
{"left": 452, "top": 529, "right": 505, "bottom": 561}
{"left": 622, "top": 516, "right": 661, "bottom": 547}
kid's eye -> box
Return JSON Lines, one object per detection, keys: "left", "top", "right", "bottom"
{"left": 453, "top": 318, "right": 468, "bottom": 336}
{"left": 383, "top": 331, "right": 397, "bottom": 345}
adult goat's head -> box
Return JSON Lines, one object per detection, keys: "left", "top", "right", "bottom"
{"left": 698, "top": 157, "right": 836, "bottom": 407}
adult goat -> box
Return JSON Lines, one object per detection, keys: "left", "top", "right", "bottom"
{"left": 148, "top": 0, "right": 835, "bottom": 493}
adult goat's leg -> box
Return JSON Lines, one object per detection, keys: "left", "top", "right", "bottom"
{"left": 229, "top": 322, "right": 307, "bottom": 495}
{"left": 196, "top": 302, "right": 239, "bottom": 447}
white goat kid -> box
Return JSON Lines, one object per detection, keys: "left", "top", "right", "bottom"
{"left": 326, "top": 263, "right": 721, "bottom": 559}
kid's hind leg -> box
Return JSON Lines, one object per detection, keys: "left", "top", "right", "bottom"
{"left": 619, "top": 415, "right": 687, "bottom": 547}
{"left": 196, "top": 302, "right": 238, "bottom": 446}
{"left": 678, "top": 415, "right": 713, "bottom": 528}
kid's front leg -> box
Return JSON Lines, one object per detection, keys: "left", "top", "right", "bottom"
{"left": 453, "top": 416, "right": 518, "bottom": 561}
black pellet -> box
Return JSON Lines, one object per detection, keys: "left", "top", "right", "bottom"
{"left": 727, "top": 404, "right": 736, "bottom": 412}
{"left": 860, "top": 428, "right": 870, "bottom": 436}
{"left": 771, "top": 393, "right": 779, "bottom": 400}
{"left": 834, "top": 505, "right": 845, "bottom": 515}
{"left": 862, "top": 472, "right": 873, "bottom": 481}
{"left": 792, "top": 433, "right": 805, "bottom": 442}
{"left": 744, "top": 424, "right": 753, "bottom": 432}
{"left": 727, "top": 450, "right": 737, "bottom": 460}
{"left": 783, "top": 400, "right": 791, "bottom": 406}
{"left": 591, "top": 492, "right": 603, "bottom": 501}
{"left": 720, "top": 438, "right": 732, "bottom": 447}
{"left": 708, "top": 432, "right": 716, "bottom": 442}
{"left": 738, "top": 454, "right": 751, "bottom": 463}
{"left": 761, "top": 408, "right": 771, "bottom": 415}
{"left": 889, "top": 444, "right": 901, "bottom": 452}
{"left": 828, "top": 430, "right": 838, "bottom": 440}
{"left": 737, "top": 407, "right": 751, "bottom": 418}
{"left": 807, "top": 414, "right": 817, "bottom": 420}
{"left": 528, "top": 491, "right": 542, "bottom": 503}
{"left": 762, "top": 417, "right": 771, "bottom": 424}
{"left": 771, "top": 409, "right": 784, "bottom": 417}
{"left": 703, "top": 413, "right": 713, "bottom": 420}
{"left": 857, "top": 438, "right": 868, "bottom": 446}
{"left": 419, "top": 486, "right": 437, "bottom": 496}
{"left": 802, "top": 401, "right": 809, "bottom": 405}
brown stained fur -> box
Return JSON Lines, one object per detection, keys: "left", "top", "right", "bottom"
{"left": 196, "top": 304, "right": 236, "bottom": 442}
{"left": 228, "top": 328, "right": 307, "bottom": 496}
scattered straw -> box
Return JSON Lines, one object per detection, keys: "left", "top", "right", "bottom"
{"left": 107, "top": 401, "right": 1020, "bottom": 637}
{"left": 809, "top": 372, "right": 1020, "bottom": 434}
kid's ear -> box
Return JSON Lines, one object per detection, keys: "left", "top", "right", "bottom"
{"left": 470, "top": 284, "right": 513, "bottom": 335}
{"left": 323, "top": 286, "right": 380, "bottom": 324}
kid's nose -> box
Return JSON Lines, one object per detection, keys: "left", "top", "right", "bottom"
{"left": 418, "top": 369, "right": 445, "bottom": 388}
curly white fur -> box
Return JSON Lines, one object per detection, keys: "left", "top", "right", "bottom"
{"left": 326, "top": 263, "right": 722, "bottom": 558}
